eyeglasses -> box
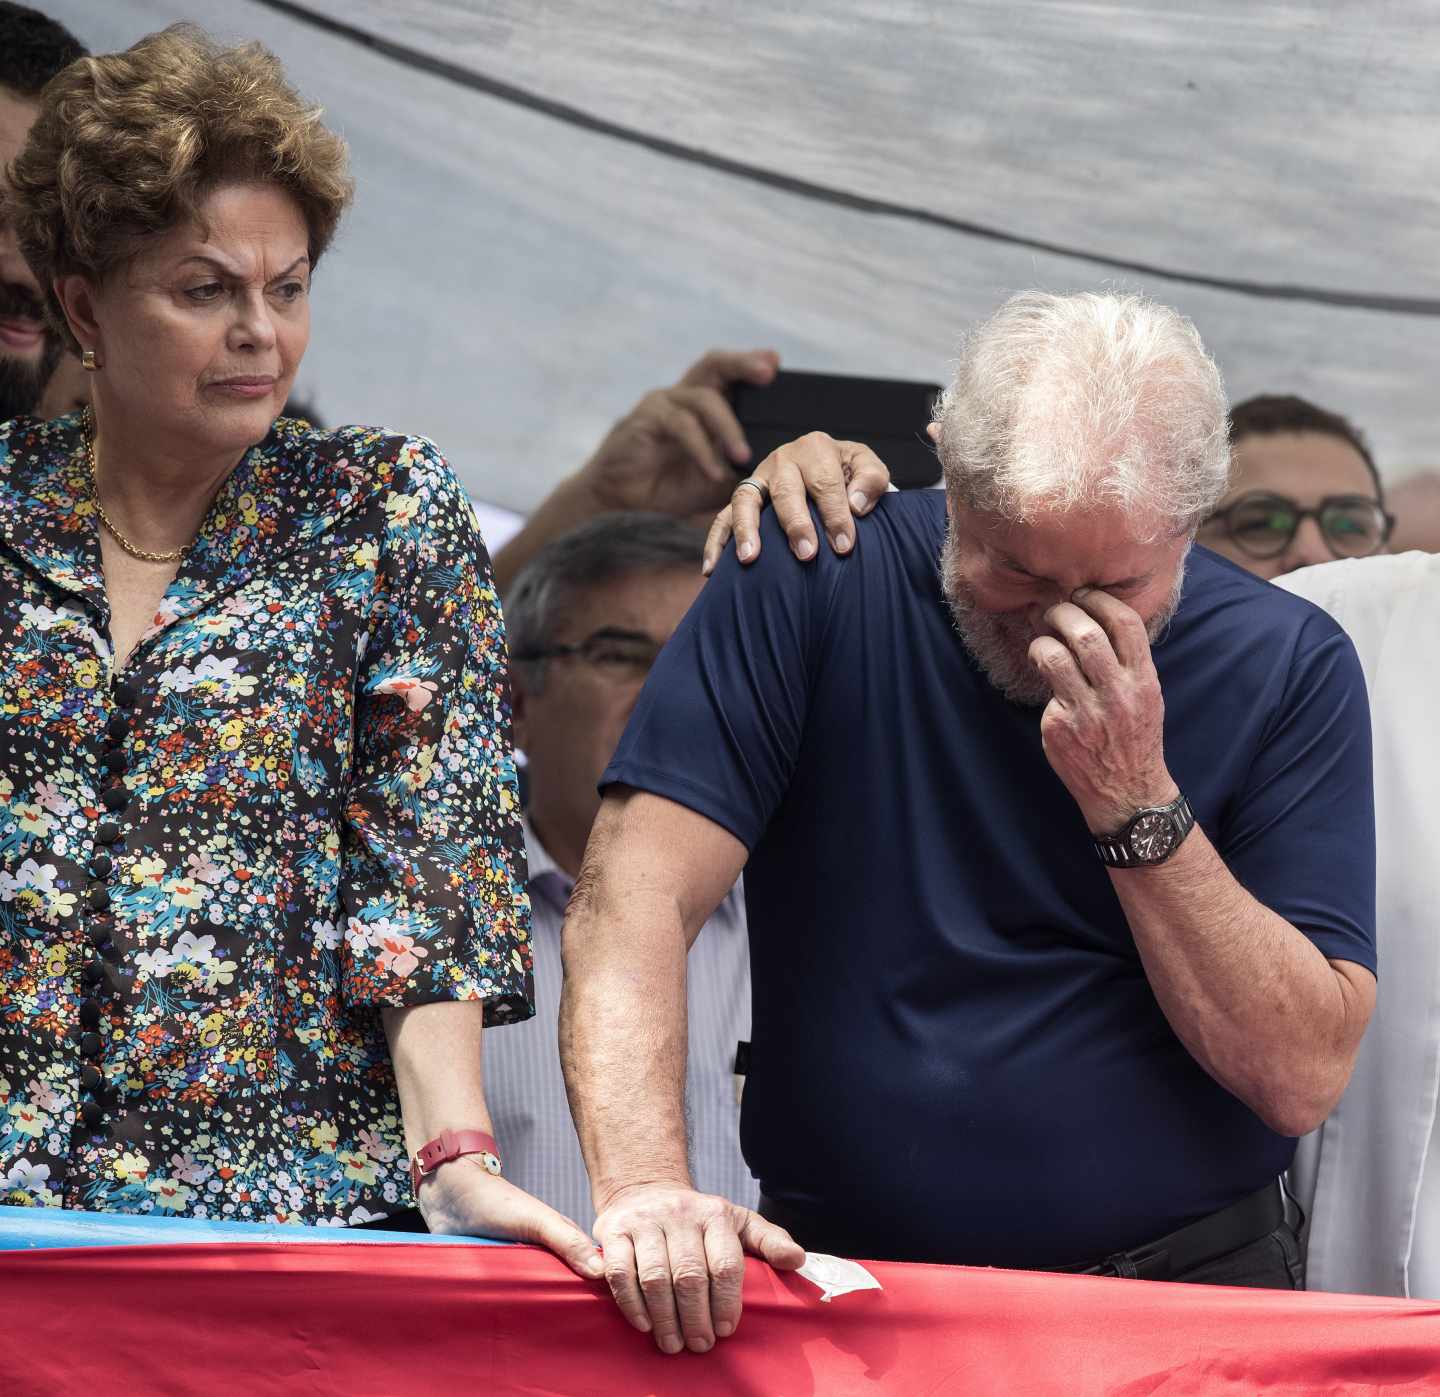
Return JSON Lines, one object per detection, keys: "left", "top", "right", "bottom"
{"left": 512, "top": 626, "right": 664, "bottom": 681}
{"left": 1201, "top": 491, "right": 1393, "bottom": 561}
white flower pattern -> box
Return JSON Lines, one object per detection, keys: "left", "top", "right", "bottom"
{"left": 0, "top": 415, "right": 532, "bottom": 1225}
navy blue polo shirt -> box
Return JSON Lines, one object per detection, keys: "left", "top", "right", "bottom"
{"left": 601, "top": 490, "right": 1376, "bottom": 1268}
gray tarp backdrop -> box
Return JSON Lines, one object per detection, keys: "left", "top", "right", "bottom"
{"left": 43, "top": 1, "right": 1440, "bottom": 530}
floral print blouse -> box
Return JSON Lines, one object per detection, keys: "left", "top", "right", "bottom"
{"left": 0, "top": 413, "right": 532, "bottom": 1225}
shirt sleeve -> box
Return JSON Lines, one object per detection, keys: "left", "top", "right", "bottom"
{"left": 1217, "top": 607, "right": 1377, "bottom": 974}
{"left": 339, "top": 437, "right": 533, "bottom": 1020}
{"left": 602, "top": 509, "right": 832, "bottom": 851}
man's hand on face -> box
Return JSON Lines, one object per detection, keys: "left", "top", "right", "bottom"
{"left": 1027, "top": 588, "right": 1179, "bottom": 834}
{"left": 575, "top": 349, "right": 780, "bottom": 521}
{"left": 592, "top": 1181, "right": 805, "bottom": 1355}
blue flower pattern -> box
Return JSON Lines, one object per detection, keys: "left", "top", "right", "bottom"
{"left": 0, "top": 414, "right": 532, "bottom": 1224}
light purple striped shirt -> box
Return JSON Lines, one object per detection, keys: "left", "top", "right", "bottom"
{"left": 482, "top": 816, "right": 758, "bottom": 1229}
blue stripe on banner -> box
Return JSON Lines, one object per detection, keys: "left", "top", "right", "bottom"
{"left": 0, "top": 1205, "right": 505, "bottom": 1250}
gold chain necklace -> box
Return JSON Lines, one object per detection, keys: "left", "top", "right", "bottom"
{"left": 83, "top": 407, "right": 188, "bottom": 564}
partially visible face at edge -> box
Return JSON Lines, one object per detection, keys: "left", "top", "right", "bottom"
{"left": 939, "top": 500, "right": 1191, "bottom": 707}
{"left": 513, "top": 565, "right": 706, "bottom": 852}
{"left": 1198, "top": 430, "right": 1382, "bottom": 580}
{"left": 0, "top": 85, "right": 68, "bottom": 420}
{"left": 0, "top": 329, "right": 61, "bottom": 420}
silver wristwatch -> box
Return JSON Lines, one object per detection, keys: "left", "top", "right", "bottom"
{"left": 1093, "top": 793, "right": 1195, "bottom": 869}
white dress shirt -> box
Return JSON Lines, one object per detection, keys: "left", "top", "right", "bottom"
{"left": 1278, "top": 552, "right": 1440, "bottom": 1296}
{"left": 482, "top": 815, "right": 759, "bottom": 1230}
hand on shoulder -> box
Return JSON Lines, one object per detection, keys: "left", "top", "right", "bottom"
{"left": 704, "top": 431, "right": 893, "bottom": 575}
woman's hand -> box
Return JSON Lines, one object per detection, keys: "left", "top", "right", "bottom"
{"left": 383, "top": 1002, "right": 600, "bottom": 1278}
{"left": 702, "top": 432, "right": 892, "bottom": 575}
{"left": 419, "top": 1155, "right": 605, "bottom": 1280}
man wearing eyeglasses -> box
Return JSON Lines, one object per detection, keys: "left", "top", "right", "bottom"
{"left": 481, "top": 512, "right": 760, "bottom": 1228}
{"left": 1198, "top": 395, "right": 1393, "bottom": 578}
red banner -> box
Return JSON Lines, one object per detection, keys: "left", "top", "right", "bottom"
{"left": 4, "top": 1242, "right": 1440, "bottom": 1395}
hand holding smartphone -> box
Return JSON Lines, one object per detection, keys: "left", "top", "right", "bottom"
{"left": 730, "top": 369, "right": 942, "bottom": 489}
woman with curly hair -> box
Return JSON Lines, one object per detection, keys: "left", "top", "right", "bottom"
{"left": 0, "top": 23, "right": 599, "bottom": 1272}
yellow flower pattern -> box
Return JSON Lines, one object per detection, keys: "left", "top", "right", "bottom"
{"left": 0, "top": 414, "right": 532, "bottom": 1224}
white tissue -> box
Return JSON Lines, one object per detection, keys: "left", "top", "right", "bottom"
{"left": 796, "top": 1252, "right": 884, "bottom": 1303}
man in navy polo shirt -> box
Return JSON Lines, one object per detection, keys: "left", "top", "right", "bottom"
{"left": 559, "top": 292, "right": 1377, "bottom": 1355}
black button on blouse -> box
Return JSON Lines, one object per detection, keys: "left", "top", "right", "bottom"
{"left": 0, "top": 414, "right": 532, "bottom": 1224}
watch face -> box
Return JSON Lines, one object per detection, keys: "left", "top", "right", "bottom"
{"left": 1130, "top": 812, "right": 1177, "bottom": 862}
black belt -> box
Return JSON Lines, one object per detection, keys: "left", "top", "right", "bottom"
{"left": 760, "top": 1179, "right": 1287, "bottom": 1281}
{"left": 1049, "top": 1180, "right": 1286, "bottom": 1281}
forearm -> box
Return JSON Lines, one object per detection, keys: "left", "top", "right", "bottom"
{"left": 559, "top": 877, "right": 692, "bottom": 1209}
{"left": 492, "top": 473, "right": 601, "bottom": 599}
{"left": 382, "top": 1000, "right": 492, "bottom": 1154}
{"left": 1114, "top": 827, "right": 1371, "bottom": 1136}
{"left": 383, "top": 1001, "right": 604, "bottom": 1275}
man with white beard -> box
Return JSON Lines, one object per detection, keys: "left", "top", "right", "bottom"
{"left": 559, "top": 292, "right": 1377, "bottom": 1356}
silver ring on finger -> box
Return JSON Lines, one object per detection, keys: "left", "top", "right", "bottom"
{"left": 734, "top": 477, "right": 771, "bottom": 508}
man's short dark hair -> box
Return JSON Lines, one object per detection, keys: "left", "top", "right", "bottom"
{"left": 1228, "top": 393, "right": 1382, "bottom": 499}
{"left": 506, "top": 512, "right": 705, "bottom": 692}
{"left": 0, "top": 3, "right": 86, "bottom": 97}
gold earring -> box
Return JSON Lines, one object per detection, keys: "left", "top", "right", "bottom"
{"left": 81, "top": 349, "right": 99, "bottom": 371}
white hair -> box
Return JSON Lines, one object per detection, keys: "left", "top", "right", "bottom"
{"left": 933, "top": 291, "right": 1232, "bottom": 537}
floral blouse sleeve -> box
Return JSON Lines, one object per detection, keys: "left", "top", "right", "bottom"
{"left": 338, "top": 438, "right": 533, "bottom": 1021}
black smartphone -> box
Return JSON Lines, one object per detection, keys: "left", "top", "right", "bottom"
{"left": 730, "top": 369, "right": 942, "bottom": 489}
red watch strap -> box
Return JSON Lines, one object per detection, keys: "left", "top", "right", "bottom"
{"left": 409, "top": 1128, "right": 502, "bottom": 1194}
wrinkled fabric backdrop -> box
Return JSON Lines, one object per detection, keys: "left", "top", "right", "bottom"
{"left": 42, "top": 1, "right": 1440, "bottom": 530}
